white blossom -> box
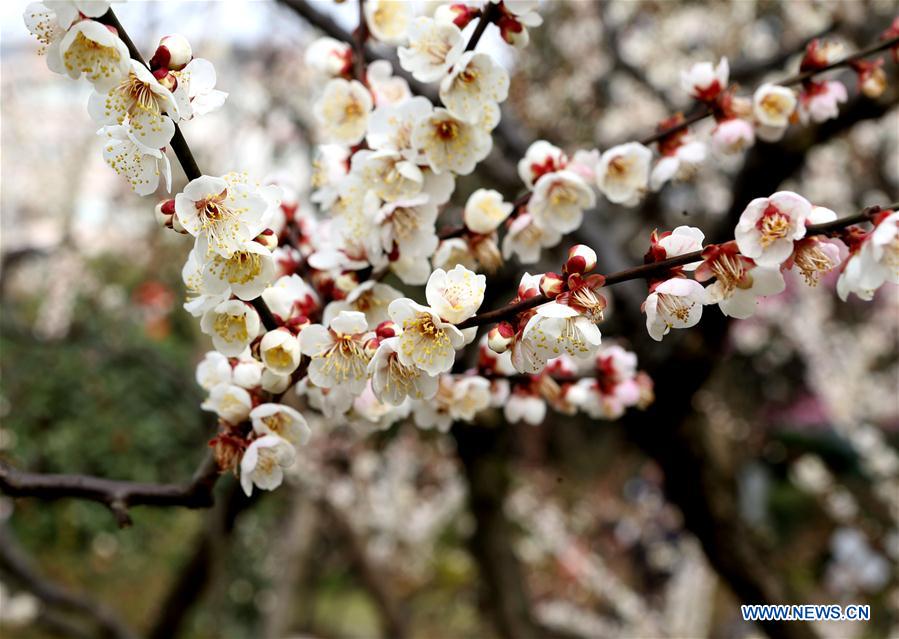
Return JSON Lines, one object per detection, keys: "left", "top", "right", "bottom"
{"left": 649, "top": 141, "right": 706, "bottom": 191}
{"left": 260, "top": 328, "right": 302, "bottom": 376}
{"left": 680, "top": 57, "right": 728, "bottom": 100}
{"left": 172, "top": 57, "right": 227, "bottom": 120}
{"left": 300, "top": 311, "right": 372, "bottom": 393}
{"left": 314, "top": 78, "right": 372, "bottom": 146}
{"left": 502, "top": 213, "right": 562, "bottom": 264}
{"left": 366, "top": 96, "right": 432, "bottom": 161}
{"left": 644, "top": 278, "right": 706, "bottom": 341}
{"left": 59, "top": 18, "right": 130, "bottom": 89}
{"left": 596, "top": 142, "right": 652, "bottom": 206}
{"left": 735, "top": 191, "right": 811, "bottom": 267}
{"left": 518, "top": 140, "right": 567, "bottom": 189}
{"left": 366, "top": 60, "right": 411, "bottom": 106}
{"left": 753, "top": 84, "right": 797, "bottom": 142}
{"left": 250, "top": 403, "right": 311, "bottom": 448}
{"left": 240, "top": 434, "right": 296, "bottom": 496}
{"left": 513, "top": 302, "right": 602, "bottom": 374}
{"left": 425, "top": 264, "right": 486, "bottom": 324}
{"left": 175, "top": 174, "right": 270, "bottom": 258}
{"left": 398, "top": 17, "right": 464, "bottom": 83}
{"left": 369, "top": 336, "right": 440, "bottom": 405}
{"left": 99, "top": 125, "right": 172, "bottom": 196}
{"left": 304, "top": 37, "right": 351, "bottom": 78}
{"left": 202, "top": 382, "right": 253, "bottom": 424}
{"left": 388, "top": 298, "right": 464, "bottom": 376}
{"left": 365, "top": 0, "right": 412, "bottom": 45}
{"left": 324, "top": 281, "right": 402, "bottom": 329}
{"left": 439, "top": 51, "right": 510, "bottom": 121}
{"left": 412, "top": 107, "right": 492, "bottom": 175}
{"left": 798, "top": 80, "right": 848, "bottom": 124}
{"left": 88, "top": 59, "right": 179, "bottom": 149}
{"left": 837, "top": 211, "right": 899, "bottom": 301}
{"left": 196, "top": 351, "right": 232, "bottom": 391}
{"left": 529, "top": 170, "right": 596, "bottom": 233}
{"left": 200, "top": 299, "right": 261, "bottom": 357}
{"left": 505, "top": 393, "right": 546, "bottom": 425}
{"left": 463, "top": 189, "right": 514, "bottom": 234}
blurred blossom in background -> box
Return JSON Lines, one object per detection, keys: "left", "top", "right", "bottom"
{"left": 1, "top": 1, "right": 898, "bottom": 639}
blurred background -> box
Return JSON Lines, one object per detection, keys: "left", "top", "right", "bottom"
{"left": 1, "top": 1, "right": 897, "bottom": 638}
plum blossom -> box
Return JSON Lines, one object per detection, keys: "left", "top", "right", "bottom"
{"left": 513, "top": 302, "right": 602, "bottom": 374}
{"left": 711, "top": 118, "right": 755, "bottom": 155}
{"left": 99, "top": 125, "right": 172, "bottom": 196}
{"left": 366, "top": 96, "right": 432, "bottom": 160}
{"left": 59, "top": 18, "right": 130, "bottom": 89}
{"left": 364, "top": 0, "right": 411, "bottom": 45}
{"left": 433, "top": 238, "right": 480, "bottom": 272}
{"left": 233, "top": 353, "right": 264, "bottom": 389}
{"left": 388, "top": 299, "right": 464, "bottom": 376}
{"left": 492, "top": 0, "right": 543, "bottom": 48}
{"left": 502, "top": 214, "right": 562, "bottom": 264}
{"left": 175, "top": 174, "right": 271, "bottom": 258}
{"left": 202, "top": 382, "right": 253, "bottom": 424}
{"left": 262, "top": 274, "right": 319, "bottom": 323}
{"left": 426, "top": 265, "right": 486, "bottom": 324}
{"left": 314, "top": 78, "right": 373, "bottom": 145}
{"left": 505, "top": 392, "right": 547, "bottom": 425}
{"left": 23, "top": 1, "right": 75, "bottom": 73}
{"left": 518, "top": 140, "right": 567, "bottom": 189}
{"left": 325, "top": 281, "right": 402, "bottom": 329}
{"left": 355, "top": 150, "right": 423, "bottom": 202}
{"left": 240, "top": 434, "right": 296, "bottom": 496}
{"left": 172, "top": 57, "right": 228, "bottom": 120}
{"left": 837, "top": 211, "right": 899, "bottom": 301}
{"left": 259, "top": 328, "right": 302, "bottom": 376}
{"left": 88, "top": 59, "right": 180, "bottom": 149}
{"left": 200, "top": 300, "right": 261, "bottom": 357}
{"left": 300, "top": 311, "right": 372, "bottom": 394}
{"left": 653, "top": 225, "right": 705, "bottom": 270}
{"left": 368, "top": 337, "right": 440, "bottom": 405}
{"left": 447, "top": 376, "right": 492, "bottom": 421}
{"left": 735, "top": 191, "right": 811, "bottom": 267}
{"left": 798, "top": 80, "right": 848, "bottom": 124}
{"left": 196, "top": 351, "right": 232, "bottom": 391}
{"left": 412, "top": 108, "right": 492, "bottom": 175}
{"left": 596, "top": 143, "right": 652, "bottom": 206}
{"left": 752, "top": 84, "right": 797, "bottom": 142}
{"left": 643, "top": 278, "right": 706, "bottom": 341}
{"left": 439, "top": 52, "right": 510, "bottom": 121}
{"left": 250, "top": 404, "right": 311, "bottom": 448}
{"left": 365, "top": 194, "right": 439, "bottom": 267}
{"left": 304, "top": 37, "right": 351, "bottom": 78}
{"left": 649, "top": 141, "right": 706, "bottom": 191}
{"left": 697, "top": 243, "right": 785, "bottom": 319}
{"left": 366, "top": 60, "right": 411, "bottom": 106}
{"left": 398, "top": 17, "right": 464, "bottom": 82}
{"left": 464, "top": 189, "right": 514, "bottom": 234}
{"left": 680, "top": 57, "right": 728, "bottom": 101}
{"left": 529, "top": 170, "right": 596, "bottom": 234}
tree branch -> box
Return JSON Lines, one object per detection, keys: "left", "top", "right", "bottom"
{"left": 0, "top": 526, "right": 137, "bottom": 639}
{"left": 456, "top": 202, "right": 894, "bottom": 330}
{"left": 0, "top": 454, "right": 219, "bottom": 528}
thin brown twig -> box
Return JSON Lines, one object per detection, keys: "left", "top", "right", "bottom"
{"left": 97, "top": 8, "right": 279, "bottom": 331}
{"left": 456, "top": 203, "right": 894, "bottom": 329}
{"left": 0, "top": 453, "right": 220, "bottom": 527}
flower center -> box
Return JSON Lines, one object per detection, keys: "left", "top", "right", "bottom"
{"left": 793, "top": 243, "right": 835, "bottom": 286}
{"left": 317, "top": 335, "right": 369, "bottom": 384}
{"left": 213, "top": 313, "right": 249, "bottom": 343}
{"left": 569, "top": 287, "right": 605, "bottom": 323}
{"left": 756, "top": 205, "right": 791, "bottom": 247}
{"left": 435, "top": 119, "right": 459, "bottom": 141}
{"left": 658, "top": 293, "right": 694, "bottom": 323}
{"left": 608, "top": 156, "right": 633, "bottom": 178}
{"left": 710, "top": 254, "right": 752, "bottom": 296}
{"left": 215, "top": 250, "right": 263, "bottom": 285}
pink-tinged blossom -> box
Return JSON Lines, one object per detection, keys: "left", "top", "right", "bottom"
{"left": 680, "top": 57, "right": 728, "bottom": 102}
{"left": 240, "top": 434, "right": 296, "bottom": 497}
{"left": 596, "top": 143, "right": 652, "bottom": 206}
{"left": 697, "top": 243, "right": 785, "bottom": 319}
{"left": 735, "top": 191, "right": 811, "bottom": 267}
{"left": 643, "top": 278, "right": 706, "bottom": 341}
{"left": 518, "top": 140, "right": 568, "bottom": 189}
{"left": 502, "top": 214, "right": 562, "bottom": 264}
{"left": 513, "top": 302, "right": 602, "bottom": 374}
{"left": 529, "top": 170, "right": 596, "bottom": 234}
{"left": 711, "top": 118, "right": 756, "bottom": 155}
{"left": 649, "top": 140, "right": 706, "bottom": 191}
{"left": 837, "top": 211, "right": 899, "bottom": 301}
{"left": 426, "top": 265, "right": 486, "bottom": 324}
{"left": 798, "top": 80, "right": 848, "bottom": 124}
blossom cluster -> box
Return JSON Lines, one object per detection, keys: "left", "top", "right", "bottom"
{"left": 25, "top": 0, "right": 226, "bottom": 196}
{"left": 24, "top": 1, "right": 898, "bottom": 500}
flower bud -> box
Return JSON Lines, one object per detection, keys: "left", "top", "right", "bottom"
{"left": 285, "top": 314, "right": 310, "bottom": 334}
{"left": 255, "top": 228, "right": 278, "bottom": 251}
{"left": 860, "top": 66, "right": 886, "bottom": 99}
{"left": 539, "top": 272, "right": 565, "bottom": 298}
{"left": 565, "top": 244, "right": 597, "bottom": 274}
{"left": 259, "top": 328, "right": 301, "bottom": 376}
{"left": 487, "top": 322, "right": 515, "bottom": 354}
{"left": 152, "top": 34, "right": 192, "bottom": 71}
{"left": 375, "top": 320, "right": 398, "bottom": 339}
{"left": 434, "top": 3, "right": 480, "bottom": 29}
{"left": 334, "top": 272, "right": 358, "bottom": 299}
{"left": 363, "top": 337, "right": 380, "bottom": 358}
{"left": 152, "top": 67, "right": 178, "bottom": 92}
{"left": 260, "top": 369, "right": 291, "bottom": 394}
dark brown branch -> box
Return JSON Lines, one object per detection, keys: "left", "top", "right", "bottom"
{"left": 97, "top": 9, "right": 279, "bottom": 331}
{"left": 0, "top": 526, "right": 137, "bottom": 639}
{"left": 466, "top": 2, "right": 501, "bottom": 52}
{"left": 638, "top": 33, "right": 899, "bottom": 147}
{"left": 456, "top": 202, "right": 894, "bottom": 329}
{"left": 352, "top": 0, "right": 368, "bottom": 82}
{"left": 0, "top": 454, "right": 219, "bottom": 528}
